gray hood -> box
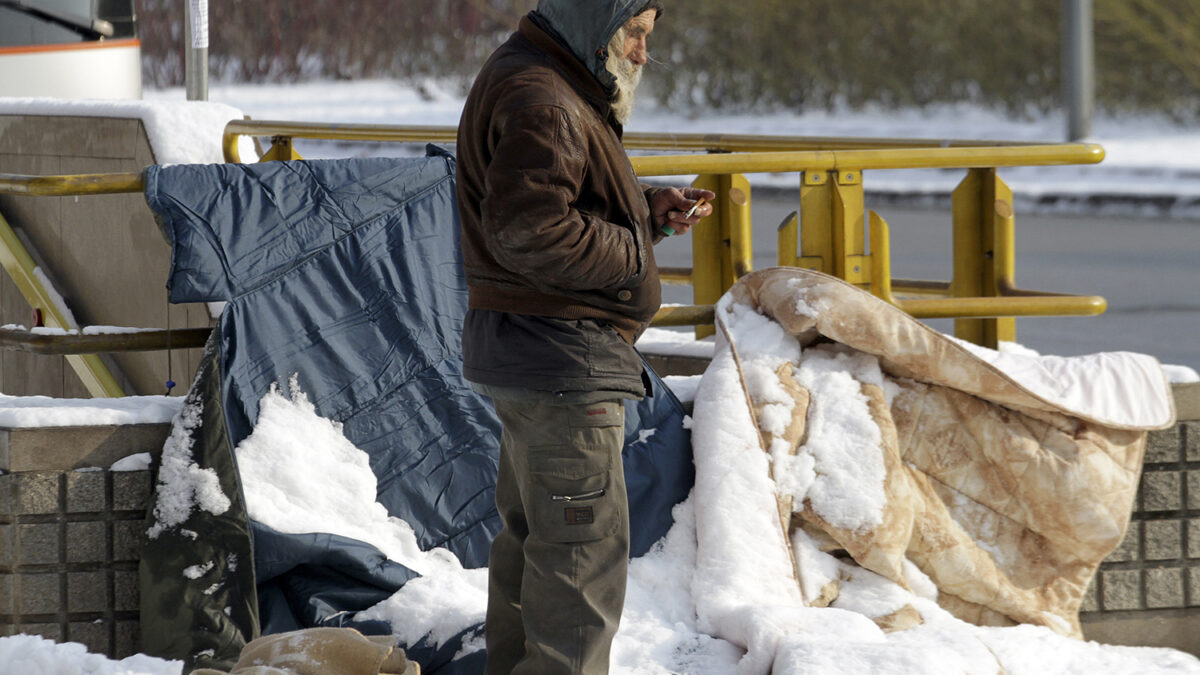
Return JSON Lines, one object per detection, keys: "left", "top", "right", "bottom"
{"left": 533, "top": 0, "right": 653, "bottom": 93}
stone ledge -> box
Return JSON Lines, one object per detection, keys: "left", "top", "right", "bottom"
{"left": 1081, "top": 609, "right": 1200, "bottom": 656}
{"left": 0, "top": 424, "right": 170, "bottom": 473}
{"left": 1176, "top": 382, "right": 1200, "bottom": 422}
{"left": 644, "top": 353, "right": 710, "bottom": 378}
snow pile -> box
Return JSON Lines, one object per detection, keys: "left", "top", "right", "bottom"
{"left": 232, "top": 377, "right": 488, "bottom": 654}
{"left": 780, "top": 343, "right": 889, "bottom": 532}
{"left": 0, "top": 392, "right": 181, "bottom": 428}
{"left": 685, "top": 322, "right": 809, "bottom": 671}
{"left": 635, "top": 326, "right": 716, "bottom": 359}
{"left": 611, "top": 499, "right": 744, "bottom": 672}
{"left": 146, "top": 387, "right": 229, "bottom": 539}
{"left": 0, "top": 634, "right": 182, "bottom": 675}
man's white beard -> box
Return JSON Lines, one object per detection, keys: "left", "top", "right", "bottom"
{"left": 605, "top": 28, "right": 643, "bottom": 124}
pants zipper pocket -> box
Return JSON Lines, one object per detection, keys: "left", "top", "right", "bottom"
{"left": 551, "top": 489, "right": 606, "bottom": 502}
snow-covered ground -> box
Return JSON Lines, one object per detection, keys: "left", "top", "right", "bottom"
{"left": 2, "top": 81, "right": 1200, "bottom": 673}
{"left": 2, "top": 330, "right": 1196, "bottom": 675}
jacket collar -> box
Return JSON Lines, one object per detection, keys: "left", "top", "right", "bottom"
{"left": 519, "top": 14, "right": 621, "bottom": 134}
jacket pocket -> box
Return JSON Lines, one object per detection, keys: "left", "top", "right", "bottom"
{"left": 621, "top": 210, "right": 648, "bottom": 287}
{"left": 582, "top": 320, "right": 642, "bottom": 378}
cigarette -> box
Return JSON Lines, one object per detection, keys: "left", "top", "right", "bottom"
{"left": 684, "top": 197, "right": 708, "bottom": 219}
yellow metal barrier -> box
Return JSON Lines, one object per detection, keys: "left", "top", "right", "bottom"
{"left": 630, "top": 145, "right": 1105, "bottom": 175}
{"left": 636, "top": 149, "right": 1105, "bottom": 347}
{"left": 687, "top": 173, "right": 753, "bottom": 338}
{"left": 633, "top": 146, "right": 1105, "bottom": 347}
{"left": 221, "top": 120, "right": 1109, "bottom": 348}
{"left": 868, "top": 211, "right": 1106, "bottom": 320}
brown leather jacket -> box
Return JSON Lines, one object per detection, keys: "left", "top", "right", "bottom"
{"left": 456, "top": 15, "right": 662, "bottom": 345}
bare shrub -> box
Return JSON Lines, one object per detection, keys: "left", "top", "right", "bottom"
{"left": 136, "top": 0, "right": 1200, "bottom": 118}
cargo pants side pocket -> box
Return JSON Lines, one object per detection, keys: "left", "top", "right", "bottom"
{"left": 526, "top": 401, "right": 626, "bottom": 545}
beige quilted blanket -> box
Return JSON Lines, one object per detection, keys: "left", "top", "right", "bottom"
{"left": 715, "top": 267, "right": 1175, "bottom": 638}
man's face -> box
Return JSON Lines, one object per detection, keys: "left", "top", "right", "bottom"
{"left": 618, "top": 10, "right": 657, "bottom": 67}
{"left": 605, "top": 9, "right": 656, "bottom": 122}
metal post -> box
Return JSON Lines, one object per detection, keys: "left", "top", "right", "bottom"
{"left": 723, "top": 174, "right": 754, "bottom": 282}
{"left": 690, "top": 174, "right": 722, "bottom": 339}
{"left": 951, "top": 168, "right": 1017, "bottom": 348}
{"left": 796, "top": 171, "right": 831, "bottom": 273}
{"left": 185, "top": 0, "right": 209, "bottom": 101}
{"left": 831, "top": 170, "right": 869, "bottom": 286}
{"left": 1063, "top": 0, "right": 1094, "bottom": 141}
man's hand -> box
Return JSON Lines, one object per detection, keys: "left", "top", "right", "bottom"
{"left": 651, "top": 187, "right": 715, "bottom": 237}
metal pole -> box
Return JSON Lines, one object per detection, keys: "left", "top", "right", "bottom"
{"left": 1063, "top": 0, "right": 1094, "bottom": 140}
{"left": 185, "top": 0, "right": 209, "bottom": 101}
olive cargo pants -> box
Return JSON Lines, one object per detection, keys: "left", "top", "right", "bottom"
{"left": 481, "top": 387, "right": 630, "bottom": 675}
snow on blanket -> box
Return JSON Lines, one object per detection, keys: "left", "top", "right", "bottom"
{"left": 688, "top": 267, "right": 1179, "bottom": 672}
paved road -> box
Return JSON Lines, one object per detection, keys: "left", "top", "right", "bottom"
{"left": 653, "top": 195, "right": 1200, "bottom": 371}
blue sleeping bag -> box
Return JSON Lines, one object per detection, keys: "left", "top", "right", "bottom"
{"left": 143, "top": 148, "right": 694, "bottom": 673}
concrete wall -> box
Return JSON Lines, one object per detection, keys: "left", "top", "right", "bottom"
{"left": 0, "top": 468, "right": 151, "bottom": 658}
{"left": 0, "top": 114, "right": 212, "bottom": 397}
{"left": 0, "top": 423, "right": 169, "bottom": 656}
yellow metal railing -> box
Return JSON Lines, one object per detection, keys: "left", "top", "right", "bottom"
{"left": 222, "top": 120, "right": 1109, "bottom": 346}
{"left": 0, "top": 167, "right": 714, "bottom": 340}
{"left": 0, "top": 121, "right": 1109, "bottom": 378}
{"left": 0, "top": 172, "right": 210, "bottom": 398}
{"left": 220, "top": 119, "right": 1052, "bottom": 165}
{"left": 0, "top": 171, "right": 144, "bottom": 196}
{"left": 223, "top": 121, "right": 1104, "bottom": 333}
{"left": 636, "top": 145, "right": 1108, "bottom": 345}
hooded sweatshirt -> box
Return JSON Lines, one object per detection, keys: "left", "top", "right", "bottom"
{"left": 456, "top": 2, "right": 665, "bottom": 395}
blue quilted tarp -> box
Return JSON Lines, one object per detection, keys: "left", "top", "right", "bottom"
{"left": 143, "top": 149, "right": 693, "bottom": 672}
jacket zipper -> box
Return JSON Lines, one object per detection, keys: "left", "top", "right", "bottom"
{"left": 551, "top": 488, "right": 606, "bottom": 502}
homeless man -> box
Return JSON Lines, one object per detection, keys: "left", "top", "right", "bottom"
{"left": 456, "top": 1, "right": 714, "bottom": 672}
